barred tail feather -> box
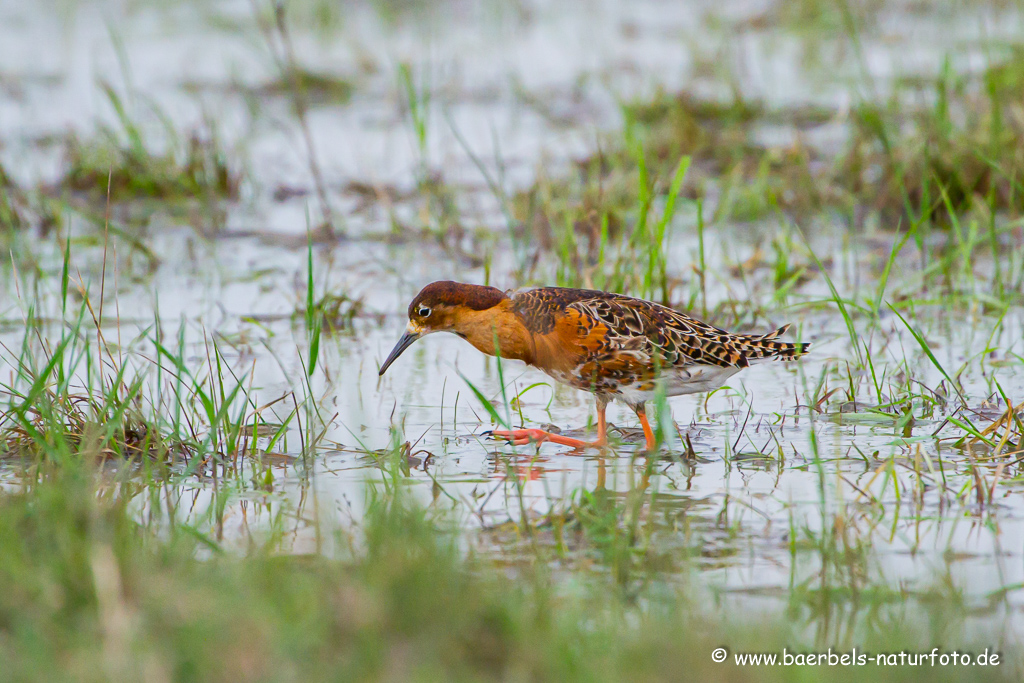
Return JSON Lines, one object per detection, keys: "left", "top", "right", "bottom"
{"left": 766, "top": 339, "right": 811, "bottom": 361}
{"left": 737, "top": 325, "right": 810, "bottom": 363}
{"left": 759, "top": 324, "right": 790, "bottom": 341}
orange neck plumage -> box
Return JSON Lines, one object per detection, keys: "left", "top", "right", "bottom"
{"left": 454, "top": 301, "right": 536, "bottom": 365}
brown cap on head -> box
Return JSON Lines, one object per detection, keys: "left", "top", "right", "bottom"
{"left": 408, "top": 281, "right": 507, "bottom": 316}
{"left": 380, "top": 281, "right": 507, "bottom": 377}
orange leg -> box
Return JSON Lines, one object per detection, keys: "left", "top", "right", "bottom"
{"left": 490, "top": 402, "right": 608, "bottom": 451}
{"left": 635, "top": 405, "right": 657, "bottom": 452}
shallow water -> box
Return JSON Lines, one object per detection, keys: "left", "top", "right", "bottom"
{"left": 2, "top": 0, "right": 1024, "bottom": 644}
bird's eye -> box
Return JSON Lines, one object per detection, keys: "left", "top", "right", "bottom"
{"left": 418, "top": 306, "right": 432, "bottom": 318}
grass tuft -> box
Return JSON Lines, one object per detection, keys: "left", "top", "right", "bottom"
{"left": 60, "top": 85, "right": 240, "bottom": 204}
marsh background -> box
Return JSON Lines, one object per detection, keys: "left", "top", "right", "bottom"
{"left": 1, "top": 0, "right": 1024, "bottom": 680}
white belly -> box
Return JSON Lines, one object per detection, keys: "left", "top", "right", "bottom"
{"left": 618, "top": 365, "right": 741, "bottom": 405}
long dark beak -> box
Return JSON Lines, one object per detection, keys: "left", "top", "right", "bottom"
{"left": 378, "top": 331, "right": 420, "bottom": 376}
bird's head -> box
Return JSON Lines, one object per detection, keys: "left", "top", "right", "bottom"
{"left": 378, "top": 281, "right": 507, "bottom": 376}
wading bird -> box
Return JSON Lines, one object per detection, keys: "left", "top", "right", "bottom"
{"left": 378, "top": 281, "right": 809, "bottom": 451}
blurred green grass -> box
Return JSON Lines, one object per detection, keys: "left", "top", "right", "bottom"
{"left": 0, "top": 456, "right": 1018, "bottom": 683}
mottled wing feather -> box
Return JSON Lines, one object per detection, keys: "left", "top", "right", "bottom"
{"left": 509, "top": 287, "right": 809, "bottom": 393}
{"left": 571, "top": 295, "right": 744, "bottom": 368}
{"left": 509, "top": 287, "right": 595, "bottom": 336}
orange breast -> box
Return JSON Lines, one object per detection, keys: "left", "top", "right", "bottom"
{"left": 532, "top": 307, "right": 629, "bottom": 378}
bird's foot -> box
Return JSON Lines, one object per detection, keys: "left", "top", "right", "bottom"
{"left": 486, "top": 428, "right": 604, "bottom": 451}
